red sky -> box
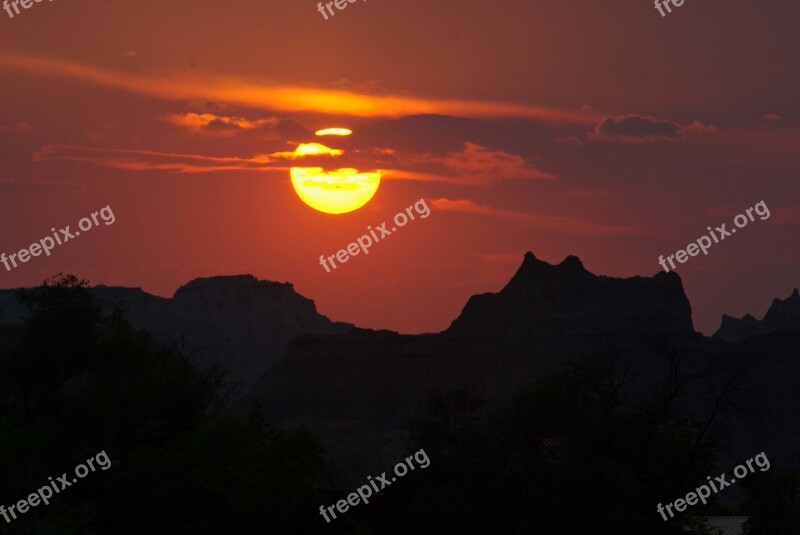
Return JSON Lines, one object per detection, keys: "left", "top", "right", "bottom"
{"left": 1, "top": 0, "right": 798, "bottom": 335}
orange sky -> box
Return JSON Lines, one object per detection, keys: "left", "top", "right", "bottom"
{"left": 1, "top": 0, "right": 799, "bottom": 334}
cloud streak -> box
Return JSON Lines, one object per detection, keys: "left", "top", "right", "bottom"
{"left": 0, "top": 53, "right": 600, "bottom": 123}
{"left": 32, "top": 145, "right": 287, "bottom": 174}
{"left": 430, "top": 198, "right": 647, "bottom": 236}
{"left": 0, "top": 179, "right": 89, "bottom": 192}
{"left": 771, "top": 205, "right": 800, "bottom": 224}
{"left": 0, "top": 122, "right": 33, "bottom": 134}
{"left": 382, "top": 143, "right": 557, "bottom": 185}
{"left": 163, "top": 113, "right": 281, "bottom": 136}
{"left": 441, "top": 142, "right": 556, "bottom": 182}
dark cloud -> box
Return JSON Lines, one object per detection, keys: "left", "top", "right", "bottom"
{"left": 588, "top": 115, "right": 717, "bottom": 143}
{"left": 357, "top": 114, "right": 560, "bottom": 155}
{"left": 590, "top": 115, "right": 681, "bottom": 142}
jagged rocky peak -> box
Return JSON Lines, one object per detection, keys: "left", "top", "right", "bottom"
{"left": 763, "top": 288, "right": 800, "bottom": 327}
{"left": 519, "top": 251, "right": 587, "bottom": 274}
{"left": 448, "top": 252, "right": 694, "bottom": 337}
{"left": 714, "top": 288, "right": 800, "bottom": 342}
{"left": 523, "top": 251, "right": 584, "bottom": 270}
{"left": 502, "top": 252, "right": 591, "bottom": 294}
{"left": 559, "top": 255, "right": 587, "bottom": 271}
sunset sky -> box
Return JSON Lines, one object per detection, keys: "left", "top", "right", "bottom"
{"left": 1, "top": 0, "right": 798, "bottom": 335}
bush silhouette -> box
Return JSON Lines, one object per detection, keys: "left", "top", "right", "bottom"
{"left": 0, "top": 274, "right": 327, "bottom": 534}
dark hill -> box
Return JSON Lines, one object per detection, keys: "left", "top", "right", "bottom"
{"left": 0, "top": 275, "right": 353, "bottom": 390}
{"left": 714, "top": 288, "right": 800, "bottom": 342}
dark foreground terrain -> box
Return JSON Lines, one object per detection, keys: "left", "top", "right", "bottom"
{"left": 1, "top": 254, "right": 799, "bottom": 534}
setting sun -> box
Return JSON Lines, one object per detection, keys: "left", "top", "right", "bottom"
{"left": 290, "top": 127, "right": 380, "bottom": 214}
{"left": 290, "top": 167, "right": 380, "bottom": 214}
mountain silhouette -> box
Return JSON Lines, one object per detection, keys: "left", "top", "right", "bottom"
{"left": 449, "top": 251, "right": 693, "bottom": 336}
{"left": 248, "top": 252, "right": 701, "bottom": 433}
{"left": 0, "top": 275, "right": 352, "bottom": 390}
{"left": 714, "top": 288, "right": 800, "bottom": 342}
{"left": 2, "top": 253, "right": 799, "bottom": 492}
{"left": 239, "top": 253, "right": 800, "bottom": 490}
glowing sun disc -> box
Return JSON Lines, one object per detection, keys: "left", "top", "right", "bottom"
{"left": 290, "top": 167, "right": 381, "bottom": 214}
{"left": 315, "top": 127, "right": 353, "bottom": 136}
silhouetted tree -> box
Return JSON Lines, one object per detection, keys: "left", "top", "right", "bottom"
{"left": 742, "top": 452, "right": 800, "bottom": 534}
{"left": 383, "top": 357, "right": 722, "bottom": 534}
{"left": 0, "top": 274, "right": 327, "bottom": 534}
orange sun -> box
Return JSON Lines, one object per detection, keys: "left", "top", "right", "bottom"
{"left": 289, "top": 127, "right": 381, "bottom": 215}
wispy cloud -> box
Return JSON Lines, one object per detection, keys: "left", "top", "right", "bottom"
{"left": 771, "top": 205, "right": 800, "bottom": 224}
{"left": 380, "top": 170, "right": 462, "bottom": 184}
{"left": 163, "top": 113, "right": 280, "bottom": 136}
{"left": 0, "top": 122, "right": 33, "bottom": 134}
{"left": 382, "top": 143, "right": 557, "bottom": 185}
{"left": 441, "top": 142, "right": 557, "bottom": 182}
{"left": 32, "top": 145, "right": 288, "bottom": 174}
{"left": 0, "top": 53, "right": 600, "bottom": 123}
{"left": 555, "top": 135, "right": 583, "bottom": 146}
{"left": 0, "top": 179, "right": 89, "bottom": 192}
{"left": 429, "top": 198, "right": 647, "bottom": 236}
{"left": 30, "top": 143, "right": 385, "bottom": 174}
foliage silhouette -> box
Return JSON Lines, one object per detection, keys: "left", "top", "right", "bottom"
{"left": 0, "top": 274, "right": 327, "bottom": 534}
